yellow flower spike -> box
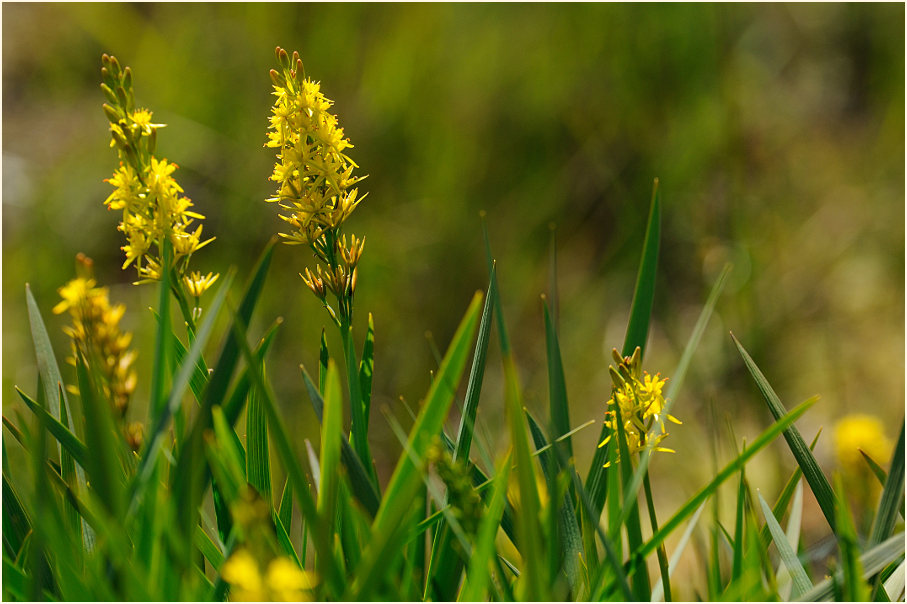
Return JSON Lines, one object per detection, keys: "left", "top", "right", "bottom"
{"left": 601, "top": 347, "right": 677, "bottom": 464}
{"left": 222, "top": 549, "right": 266, "bottom": 602}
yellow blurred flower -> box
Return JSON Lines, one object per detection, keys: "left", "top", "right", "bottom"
{"left": 54, "top": 254, "right": 137, "bottom": 417}
{"left": 222, "top": 549, "right": 315, "bottom": 602}
{"left": 834, "top": 413, "right": 893, "bottom": 474}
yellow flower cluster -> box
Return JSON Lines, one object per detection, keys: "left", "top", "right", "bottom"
{"left": 53, "top": 254, "right": 137, "bottom": 418}
{"left": 100, "top": 54, "right": 216, "bottom": 290}
{"left": 222, "top": 549, "right": 316, "bottom": 602}
{"left": 265, "top": 47, "right": 366, "bottom": 245}
{"left": 599, "top": 347, "right": 681, "bottom": 463}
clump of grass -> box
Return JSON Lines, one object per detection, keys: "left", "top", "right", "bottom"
{"left": 3, "top": 47, "right": 903, "bottom": 603}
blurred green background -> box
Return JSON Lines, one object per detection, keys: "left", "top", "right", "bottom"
{"left": 3, "top": 2, "right": 904, "bottom": 572}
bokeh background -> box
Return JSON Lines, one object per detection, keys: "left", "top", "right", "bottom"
{"left": 3, "top": 3, "right": 904, "bottom": 590}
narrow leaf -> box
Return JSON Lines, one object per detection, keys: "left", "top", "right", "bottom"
{"left": 758, "top": 491, "right": 812, "bottom": 598}
{"left": 543, "top": 297, "right": 573, "bottom": 464}
{"left": 869, "top": 421, "right": 905, "bottom": 546}
{"left": 622, "top": 178, "right": 661, "bottom": 359}
{"left": 732, "top": 333, "right": 836, "bottom": 534}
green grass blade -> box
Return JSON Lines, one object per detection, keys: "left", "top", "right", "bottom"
{"left": 651, "top": 501, "right": 706, "bottom": 602}
{"left": 732, "top": 333, "right": 836, "bottom": 534}
{"left": 129, "top": 270, "right": 233, "bottom": 516}
{"left": 25, "top": 284, "right": 72, "bottom": 434}
{"left": 278, "top": 477, "right": 293, "bottom": 533}
{"left": 246, "top": 363, "right": 272, "bottom": 501}
{"left": 834, "top": 474, "right": 872, "bottom": 601}
{"left": 760, "top": 429, "right": 821, "bottom": 548}
{"left": 301, "top": 366, "right": 381, "bottom": 517}
{"left": 168, "top": 328, "right": 210, "bottom": 403}
{"left": 194, "top": 525, "right": 225, "bottom": 568}
{"left": 453, "top": 266, "right": 497, "bottom": 464}
{"left": 732, "top": 467, "right": 746, "bottom": 581}
{"left": 503, "top": 352, "right": 547, "bottom": 600}
{"left": 341, "top": 324, "right": 377, "bottom": 486}
{"left": 319, "top": 328, "right": 329, "bottom": 394}
{"left": 526, "top": 410, "right": 583, "bottom": 591}
{"left": 637, "top": 396, "right": 818, "bottom": 561}
{"left": 222, "top": 318, "right": 282, "bottom": 424}
{"left": 224, "top": 299, "right": 343, "bottom": 598}
{"left": 149, "top": 236, "right": 173, "bottom": 418}
{"left": 481, "top": 218, "right": 510, "bottom": 356}
{"left": 758, "top": 491, "right": 812, "bottom": 598}
{"left": 798, "top": 533, "right": 905, "bottom": 601}
{"left": 869, "top": 421, "right": 905, "bottom": 546}
{"left": 318, "top": 361, "right": 343, "bottom": 535}
{"left": 16, "top": 387, "right": 87, "bottom": 468}
{"left": 2, "top": 473, "right": 31, "bottom": 560}
{"left": 622, "top": 178, "right": 661, "bottom": 359}
{"left": 543, "top": 297, "right": 574, "bottom": 465}
{"left": 860, "top": 450, "right": 889, "bottom": 487}
{"left": 350, "top": 291, "right": 483, "bottom": 600}
{"left": 460, "top": 451, "right": 513, "bottom": 601}
{"left": 359, "top": 313, "right": 375, "bottom": 420}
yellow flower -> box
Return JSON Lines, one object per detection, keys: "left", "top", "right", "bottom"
{"left": 265, "top": 47, "right": 366, "bottom": 246}
{"left": 54, "top": 254, "right": 137, "bottom": 416}
{"left": 183, "top": 271, "right": 219, "bottom": 299}
{"left": 222, "top": 549, "right": 315, "bottom": 602}
{"left": 598, "top": 347, "right": 680, "bottom": 463}
{"left": 101, "top": 54, "right": 215, "bottom": 287}
{"left": 834, "top": 414, "right": 893, "bottom": 475}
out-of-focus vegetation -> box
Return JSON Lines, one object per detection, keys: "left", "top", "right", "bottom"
{"left": 3, "top": 2, "right": 903, "bottom": 557}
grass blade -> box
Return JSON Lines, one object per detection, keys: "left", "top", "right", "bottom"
{"left": 760, "top": 429, "right": 821, "bottom": 548}
{"left": 543, "top": 297, "right": 573, "bottom": 465}
{"left": 25, "top": 284, "right": 72, "bottom": 434}
{"left": 149, "top": 237, "right": 173, "bottom": 418}
{"left": 869, "top": 421, "right": 905, "bottom": 546}
{"left": 349, "top": 291, "right": 483, "bottom": 600}
{"left": 246, "top": 363, "right": 272, "bottom": 501}
{"left": 317, "top": 361, "right": 343, "bottom": 535}
{"left": 360, "top": 313, "right": 375, "bottom": 420}
{"left": 651, "top": 501, "right": 706, "bottom": 602}
{"left": 637, "top": 396, "right": 818, "bottom": 561}
{"left": 731, "top": 333, "right": 836, "bottom": 534}
{"left": 797, "top": 533, "right": 905, "bottom": 601}
{"left": 341, "top": 323, "right": 376, "bottom": 486}
{"left": 757, "top": 491, "right": 812, "bottom": 598}
{"left": 301, "top": 366, "right": 381, "bottom": 517}
{"left": 460, "top": 451, "right": 513, "bottom": 601}
{"left": 278, "top": 476, "right": 293, "bottom": 533}
{"left": 15, "top": 388, "right": 87, "bottom": 468}
{"left": 622, "top": 178, "right": 661, "bottom": 359}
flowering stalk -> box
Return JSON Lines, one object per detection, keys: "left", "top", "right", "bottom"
{"left": 265, "top": 46, "right": 367, "bottom": 328}
{"left": 54, "top": 253, "right": 143, "bottom": 450}
{"left": 100, "top": 54, "right": 218, "bottom": 325}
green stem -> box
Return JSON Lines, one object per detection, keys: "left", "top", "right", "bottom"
{"left": 643, "top": 473, "right": 671, "bottom": 601}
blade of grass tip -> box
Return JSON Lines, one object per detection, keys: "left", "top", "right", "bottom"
{"left": 869, "top": 421, "right": 905, "bottom": 546}
{"left": 543, "top": 296, "right": 574, "bottom": 466}
{"left": 757, "top": 490, "right": 812, "bottom": 598}
{"left": 318, "top": 361, "right": 343, "bottom": 537}
{"left": 731, "top": 333, "right": 836, "bottom": 534}
{"left": 619, "top": 263, "right": 731, "bottom": 540}
{"left": 360, "top": 313, "right": 375, "bottom": 421}
{"left": 453, "top": 265, "right": 496, "bottom": 464}
{"left": 301, "top": 366, "right": 381, "bottom": 517}
{"left": 651, "top": 501, "right": 706, "bottom": 602}
{"left": 481, "top": 215, "right": 510, "bottom": 356}
{"left": 349, "top": 292, "right": 483, "bottom": 600}
{"left": 622, "top": 177, "right": 661, "bottom": 360}
{"left": 25, "top": 284, "right": 72, "bottom": 434}
{"left": 225, "top": 299, "right": 344, "bottom": 598}
{"left": 460, "top": 450, "right": 513, "bottom": 602}
{"left": 636, "top": 396, "right": 818, "bottom": 561}
{"left": 860, "top": 450, "right": 889, "bottom": 487}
